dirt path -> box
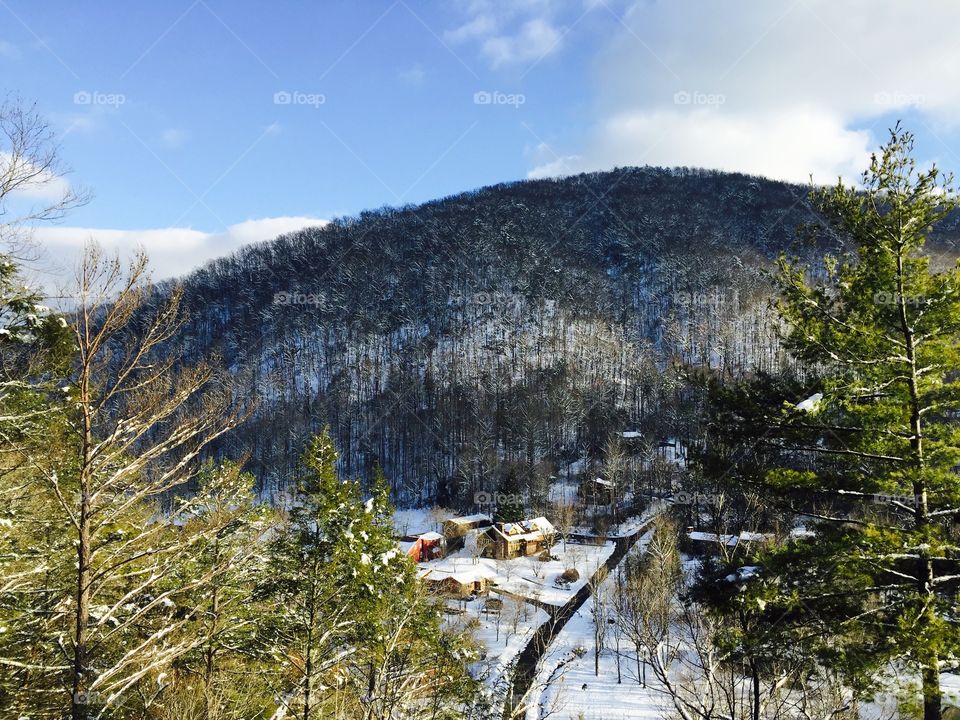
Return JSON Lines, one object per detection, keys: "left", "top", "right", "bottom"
{"left": 501, "top": 513, "right": 659, "bottom": 719}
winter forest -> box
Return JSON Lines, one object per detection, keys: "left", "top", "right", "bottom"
{"left": 5, "top": 22, "right": 960, "bottom": 720}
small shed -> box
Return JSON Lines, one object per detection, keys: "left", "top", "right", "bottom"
{"left": 416, "top": 531, "right": 446, "bottom": 561}
{"left": 421, "top": 566, "right": 497, "bottom": 597}
{"left": 442, "top": 514, "right": 492, "bottom": 551}
{"left": 399, "top": 532, "right": 447, "bottom": 563}
{"left": 580, "top": 476, "right": 615, "bottom": 505}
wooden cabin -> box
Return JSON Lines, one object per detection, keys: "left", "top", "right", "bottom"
{"left": 442, "top": 514, "right": 492, "bottom": 551}
{"left": 421, "top": 566, "right": 497, "bottom": 597}
{"left": 580, "top": 476, "right": 615, "bottom": 505}
{"left": 480, "top": 517, "right": 556, "bottom": 559}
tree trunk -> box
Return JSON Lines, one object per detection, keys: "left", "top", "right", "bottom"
{"left": 204, "top": 541, "right": 221, "bottom": 720}
{"left": 303, "top": 594, "right": 315, "bottom": 720}
{"left": 72, "top": 375, "right": 94, "bottom": 720}
{"left": 71, "top": 492, "right": 91, "bottom": 720}
{"left": 898, "top": 251, "right": 941, "bottom": 720}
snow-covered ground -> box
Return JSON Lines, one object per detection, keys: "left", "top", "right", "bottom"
{"left": 419, "top": 540, "right": 614, "bottom": 607}
{"left": 392, "top": 507, "right": 449, "bottom": 536}
{"left": 570, "top": 500, "right": 670, "bottom": 539}
{"left": 524, "top": 534, "right": 960, "bottom": 720}
{"left": 524, "top": 530, "right": 661, "bottom": 720}
{"left": 442, "top": 595, "right": 550, "bottom": 692}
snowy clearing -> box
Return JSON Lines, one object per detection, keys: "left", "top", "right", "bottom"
{"left": 419, "top": 540, "right": 614, "bottom": 608}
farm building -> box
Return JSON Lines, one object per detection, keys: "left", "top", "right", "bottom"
{"left": 399, "top": 531, "right": 446, "bottom": 563}
{"left": 420, "top": 562, "right": 498, "bottom": 597}
{"left": 480, "top": 517, "right": 556, "bottom": 559}
{"left": 580, "top": 476, "right": 615, "bottom": 505}
{"left": 442, "top": 513, "right": 492, "bottom": 551}
{"left": 685, "top": 530, "right": 774, "bottom": 556}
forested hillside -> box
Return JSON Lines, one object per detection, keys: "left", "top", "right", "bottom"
{"left": 152, "top": 166, "right": 959, "bottom": 503}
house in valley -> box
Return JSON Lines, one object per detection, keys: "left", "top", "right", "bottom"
{"left": 580, "top": 476, "right": 615, "bottom": 505}
{"left": 684, "top": 529, "right": 774, "bottom": 556}
{"left": 480, "top": 517, "right": 556, "bottom": 559}
{"left": 442, "top": 514, "right": 492, "bottom": 551}
{"left": 420, "top": 562, "right": 498, "bottom": 597}
{"left": 399, "top": 531, "right": 446, "bottom": 563}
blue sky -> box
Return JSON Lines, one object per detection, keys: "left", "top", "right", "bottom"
{"left": 3, "top": 0, "right": 959, "bottom": 281}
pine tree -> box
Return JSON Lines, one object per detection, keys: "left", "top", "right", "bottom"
{"left": 259, "top": 428, "right": 393, "bottom": 719}
{"left": 171, "top": 460, "right": 271, "bottom": 720}
{"left": 493, "top": 466, "right": 525, "bottom": 523}
{"left": 703, "top": 126, "right": 960, "bottom": 717}
{"left": 260, "top": 436, "right": 479, "bottom": 719}
{"left": 0, "top": 256, "right": 75, "bottom": 717}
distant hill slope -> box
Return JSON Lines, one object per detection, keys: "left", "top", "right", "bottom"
{"left": 146, "top": 166, "right": 960, "bottom": 503}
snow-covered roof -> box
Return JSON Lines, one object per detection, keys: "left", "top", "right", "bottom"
{"left": 738, "top": 531, "right": 774, "bottom": 543}
{"left": 492, "top": 517, "right": 555, "bottom": 542}
{"left": 621, "top": 431, "right": 642, "bottom": 439}
{"left": 795, "top": 392, "right": 823, "bottom": 412}
{"left": 725, "top": 565, "right": 761, "bottom": 583}
{"left": 446, "top": 513, "right": 491, "bottom": 525}
{"left": 419, "top": 559, "right": 498, "bottom": 586}
{"left": 590, "top": 476, "right": 614, "bottom": 488}
{"left": 688, "top": 531, "right": 739, "bottom": 547}
{"left": 417, "top": 531, "right": 444, "bottom": 541}
{"left": 688, "top": 530, "right": 773, "bottom": 547}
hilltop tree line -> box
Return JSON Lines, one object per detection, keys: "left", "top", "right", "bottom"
{"left": 141, "top": 166, "right": 927, "bottom": 503}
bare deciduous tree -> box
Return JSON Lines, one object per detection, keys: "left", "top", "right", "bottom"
{"left": 1, "top": 96, "right": 89, "bottom": 257}
{"left": 63, "top": 245, "right": 248, "bottom": 719}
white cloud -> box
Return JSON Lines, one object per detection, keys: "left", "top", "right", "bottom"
{"left": 445, "top": 0, "right": 565, "bottom": 68}
{"left": 1, "top": 152, "right": 74, "bottom": 202}
{"left": 529, "top": 0, "right": 960, "bottom": 183}
{"left": 531, "top": 108, "right": 872, "bottom": 184}
{"left": 28, "top": 216, "right": 328, "bottom": 292}
{"left": 482, "top": 18, "right": 562, "bottom": 68}
{"left": 398, "top": 63, "right": 426, "bottom": 85}
{"left": 0, "top": 41, "right": 20, "bottom": 60}
{"left": 159, "top": 128, "right": 188, "bottom": 149}
{"left": 444, "top": 14, "right": 497, "bottom": 44}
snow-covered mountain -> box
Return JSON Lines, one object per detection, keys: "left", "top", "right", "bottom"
{"left": 142, "top": 166, "right": 960, "bottom": 502}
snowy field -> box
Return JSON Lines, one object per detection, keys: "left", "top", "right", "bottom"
{"left": 441, "top": 595, "right": 550, "bottom": 693}
{"left": 524, "top": 530, "right": 662, "bottom": 720}
{"left": 523, "top": 537, "right": 960, "bottom": 720}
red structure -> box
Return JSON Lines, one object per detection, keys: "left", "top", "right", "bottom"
{"left": 400, "top": 531, "right": 446, "bottom": 562}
